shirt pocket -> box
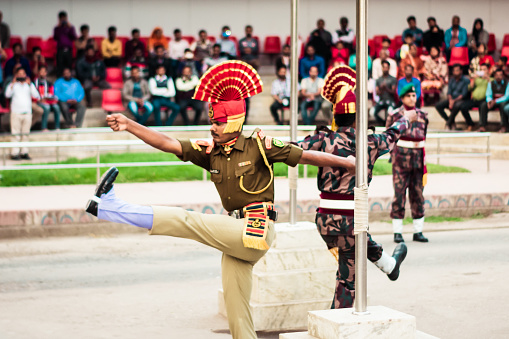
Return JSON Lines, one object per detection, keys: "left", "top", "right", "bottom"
{"left": 210, "top": 171, "right": 223, "bottom": 183}
{"left": 235, "top": 164, "right": 256, "bottom": 178}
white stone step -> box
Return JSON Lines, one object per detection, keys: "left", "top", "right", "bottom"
{"left": 416, "top": 330, "right": 440, "bottom": 339}
{"left": 218, "top": 289, "right": 332, "bottom": 331}
{"left": 280, "top": 332, "right": 317, "bottom": 339}
{"left": 251, "top": 268, "right": 336, "bottom": 303}
{"left": 273, "top": 222, "right": 325, "bottom": 249}
{"left": 254, "top": 246, "right": 336, "bottom": 273}
{"left": 308, "top": 306, "right": 416, "bottom": 339}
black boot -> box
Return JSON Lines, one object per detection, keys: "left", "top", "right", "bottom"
{"left": 388, "top": 243, "right": 407, "bottom": 281}
{"left": 413, "top": 232, "right": 429, "bottom": 242}
{"left": 85, "top": 167, "right": 119, "bottom": 217}
{"left": 394, "top": 233, "right": 405, "bottom": 243}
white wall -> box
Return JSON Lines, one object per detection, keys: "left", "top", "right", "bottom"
{"left": 1, "top": 0, "right": 508, "bottom": 48}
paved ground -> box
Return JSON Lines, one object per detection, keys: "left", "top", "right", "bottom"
{"left": 0, "top": 216, "right": 508, "bottom": 339}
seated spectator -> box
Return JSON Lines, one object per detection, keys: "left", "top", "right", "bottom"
{"left": 402, "top": 16, "right": 424, "bottom": 46}
{"left": 75, "top": 24, "right": 96, "bottom": 60}
{"left": 203, "top": 44, "right": 228, "bottom": 71}
{"left": 479, "top": 68, "right": 509, "bottom": 133}
{"left": 445, "top": 15, "right": 468, "bottom": 58}
{"left": 372, "top": 49, "right": 397, "bottom": 80}
{"left": 299, "top": 45, "right": 325, "bottom": 79}
{"left": 460, "top": 63, "right": 491, "bottom": 131}
{"left": 148, "top": 45, "right": 177, "bottom": 78}
{"left": 125, "top": 46, "right": 149, "bottom": 79}
{"left": 4, "top": 43, "right": 31, "bottom": 81}
{"left": 123, "top": 65, "right": 152, "bottom": 125}
{"left": 5, "top": 67, "right": 40, "bottom": 160}
{"left": 35, "top": 65, "right": 61, "bottom": 131}
{"left": 467, "top": 18, "right": 489, "bottom": 58}
{"left": 423, "top": 17, "right": 445, "bottom": 53}
{"left": 348, "top": 49, "right": 373, "bottom": 76}
{"left": 422, "top": 46, "right": 448, "bottom": 91}
{"left": 311, "top": 19, "right": 333, "bottom": 50}
{"left": 435, "top": 64, "right": 470, "bottom": 130}
{"left": 54, "top": 67, "right": 86, "bottom": 128}
{"left": 308, "top": 30, "right": 331, "bottom": 67}
{"left": 190, "top": 30, "right": 212, "bottom": 61}
{"left": 29, "top": 47, "right": 46, "bottom": 79}
{"left": 330, "top": 40, "right": 350, "bottom": 66}
{"left": 219, "top": 26, "right": 237, "bottom": 59}
{"left": 239, "top": 25, "right": 260, "bottom": 69}
{"left": 101, "top": 26, "right": 122, "bottom": 67}
{"left": 397, "top": 64, "right": 422, "bottom": 106}
{"left": 125, "top": 28, "right": 146, "bottom": 61}
{"left": 175, "top": 65, "right": 202, "bottom": 125}
{"left": 53, "top": 11, "right": 77, "bottom": 77}
{"left": 379, "top": 38, "right": 394, "bottom": 59}
{"left": 494, "top": 57, "right": 508, "bottom": 78}
{"left": 270, "top": 66, "right": 291, "bottom": 125}
{"left": 299, "top": 66, "right": 324, "bottom": 125}
{"left": 396, "top": 33, "right": 415, "bottom": 62}
{"left": 169, "top": 29, "right": 190, "bottom": 61}
{"left": 178, "top": 49, "right": 202, "bottom": 77}
{"left": 333, "top": 16, "right": 355, "bottom": 51}
{"left": 398, "top": 44, "right": 425, "bottom": 79}
{"left": 148, "top": 65, "right": 180, "bottom": 126}
{"left": 374, "top": 60, "right": 397, "bottom": 125}
{"left": 76, "top": 46, "right": 111, "bottom": 107}
{"left": 469, "top": 43, "right": 495, "bottom": 77}
{"left": 148, "top": 27, "right": 169, "bottom": 55}
{"left": 275, "top": 44, "right": 291, "bottom": 72}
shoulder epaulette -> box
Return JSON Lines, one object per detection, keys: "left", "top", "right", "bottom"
{"left": 195, "top": 140, "right": 215, "bottom": 154}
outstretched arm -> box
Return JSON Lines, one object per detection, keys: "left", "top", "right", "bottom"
{"left": 106, "top": 113, "right": 183, "bottom": 156}
{"left": 299, "top": 151, "right": 356, "bottom": 175}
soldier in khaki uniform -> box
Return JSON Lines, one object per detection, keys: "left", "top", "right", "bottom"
{"left": 85, "top": 61, "right": 355, "bottom": 339}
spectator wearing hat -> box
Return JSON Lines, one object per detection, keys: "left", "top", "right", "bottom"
{"left": 435, "top": 64, "right": 470, "bottom": 130}
{"left": 402, "top": 16, "right": 423, "bottom": 46}
{"left": 423, "top": 17, "right": 445, "bottom": 53}
{"left": 101, "top": 26, "right": 122, "bottom": 67}
{"left": 479, "top": 68, "right": 509, "bottom": 133}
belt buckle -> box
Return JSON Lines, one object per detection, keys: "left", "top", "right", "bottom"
{"left": 272, "top": 210, "right": 278, "bottom": 222}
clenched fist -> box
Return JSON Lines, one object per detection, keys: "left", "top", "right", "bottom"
{"left": 106, "top": 114, "right": 129, "bottom": 132}
{"left": 403, "top": 109, "right": 417, "bottom": 123}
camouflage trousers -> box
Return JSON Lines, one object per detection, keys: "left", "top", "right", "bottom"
{"left": 390, "top": 148, "right": 425, "bottom": 220}
{"left": 316, "top": 213, "right": 383, "bottom": 309}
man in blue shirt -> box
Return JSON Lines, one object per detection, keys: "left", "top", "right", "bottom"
{"left": 479, "top": 68, "right": 509, "bottom": 133}
{"left": 445, "top": 16, "right": 468, "bottom": 50}
{"left": 435, "top": 64, "right": 470, "bottom": 130}
{"left": 397, "top": 64, "right": 421, "bottom": 106}
{"left": 219, "top": 26, "right": 237, "bottom": 60}
{"left": 299, "top": 45, "right": 325, "bottom": 79}
{"left": 54, "top": 67, "right": 86, "bottom": 128}
{"left": 402, "top": 16, "right": 423, "bottom": 46}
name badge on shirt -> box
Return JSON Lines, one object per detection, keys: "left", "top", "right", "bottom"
{"left": 210, "top": 169, "right": 220, "bottom": 174}
{"left": 238, "top": 161, "right": 252, "bottom": 167}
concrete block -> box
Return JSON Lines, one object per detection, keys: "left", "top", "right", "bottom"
{"left": 308, "top": 306, "right": 416, "bottom": 339}
{"left": 254, "top": 247, "right": 336, "bottom": 273}
{"left": 416, "top": 330, "right": 440, "bottom": 339}
{"left": 273, "top": 222, "right": 324, "bottom": 249}
{"left": 279, "top": 332, "right": 317, "bottom": 339}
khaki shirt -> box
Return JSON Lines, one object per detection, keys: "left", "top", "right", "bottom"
{"left": 178, "top": 133, "right": 303, "bottom": 211}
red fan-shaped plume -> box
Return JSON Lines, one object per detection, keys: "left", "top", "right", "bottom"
{"left": 193, "top": 60, "right": 263, "bottom": 102}
{"left": 321, "top": 65, "right": 356, "bottom": 104}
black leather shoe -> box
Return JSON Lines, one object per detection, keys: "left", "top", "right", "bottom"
{"left": 394, "top": 233, "right": 405, "bottom": 243}
{"left": 85, "top": 167, "right": 119, "bottom": 217}
{"left": 388, "top": 243, "right": 407, "bottom": 281}
{"left": 413, "top": 232, "right": 429, "bottom": 242}
{"left": 10, "top": 154, "right": 21, "bottom": 160}
{"left": 20, "top": 153, "right": 31, "bottom": 160}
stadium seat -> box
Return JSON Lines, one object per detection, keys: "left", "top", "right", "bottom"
{"left": 0, "top": 103, "right": 9, "bottom": 114}
{"left": 140, "top": 36, "right": 150, "bottom": 56}
{"left": 26, "top": 36, "right": 43, "bottom": 53}
{"left": 4, "top": 47, "right": 13, "bottom": 60}
{"left": 503, "top": 34, "right": 509, "bottom": 47}
{"left": 101, "top": 89, "right": 125, "bottom": 113}
{"left": 488, "top": 33, "right": 496, "bottom": 54}
{"left": 92, "top": 36, "right": 105, "bottom": 55}
{"left": 117, "top": 36, "right": 129, "bottom": 57}
{"left": 9, "top": 35, "right": 23, "bottom": 48}
{"left": 391, "top": 35, "right": 403, "bottom": 53}
{"left": 105, "top": 68, "right": 124, "bottom": 89}
{"left": 182, "top": 36, "right": 195, "bottom": 45}
{"left": 40, "top": 38, "right": 57, "bottom": 58}
{"left": 448, "top": 47, "right": 469, "bottom": 66}
{"left": 263, "top": 36, "right": 282, "bottom": 54}
{"left": 500, "top": 47, "right": 509, "bottom": 63}
{"left": 372, "top": 34, "right": 389, "bottom": 57}
{"left": 207, "top": 36, "right": 216, "bottom": 43}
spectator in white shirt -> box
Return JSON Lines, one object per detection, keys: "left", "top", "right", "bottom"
{"left": 333, "top": 17, "right": 355, "bottom": 51}
{"left": 149, "top": 65, "right": 180, "bottom": 126}
{"left": 175, "top": 66, "right": 203, "bottom": 125}
{"left": 372, "top": 49, "right": 398, "bottom": 80}
{"left": 300, "top": 66, "right": 325, "bottom": 125}
{"left": 203, "top": 44, "right": 228, "bottom": 72}
{"left": 169, "top": 29, "right": 190, "bottom": 61}
{"left": 270, "top": 66, "right": 291, "bottom": 125}
{"left": 5, "top": 67, "right": 40, "bottom": 160}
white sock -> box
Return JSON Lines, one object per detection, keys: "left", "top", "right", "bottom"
{"left": 374, "top": 251, "right": 396, "bottom": 274}
{"left": 413, "top": 217, "right": 424, "bottom": 233}
{"left": 392, "top": 219, "right": 403, "bottom": 234}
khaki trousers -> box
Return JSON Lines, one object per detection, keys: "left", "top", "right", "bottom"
{"left": 150, "top": 206, "right": 275, "bottom": 339}
{"left": 10, "top": 113, "right": 32, "bottom": 155}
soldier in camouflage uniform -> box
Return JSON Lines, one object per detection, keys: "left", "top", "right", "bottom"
{"left": 298, "top": 66, "right": 415, "bottom": 309}
{"left": 386, "top": 84, "right": 429, "bottom": 243}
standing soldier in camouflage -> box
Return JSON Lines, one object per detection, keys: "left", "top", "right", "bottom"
{"left": 84, "top": 61, "right": 356, "bottom": 339}
{"left": 298, "top": 66, "right": 415, "bottom": 309}
{"left": 386, "top": 84, "right": 429, "bottom": 243}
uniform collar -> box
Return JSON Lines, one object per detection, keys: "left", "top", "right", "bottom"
{"left": 212, "top": 134, "right": 246, "bottom": 156}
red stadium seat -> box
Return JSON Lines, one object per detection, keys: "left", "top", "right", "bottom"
{"left": 92, "top": 36, "right": 105, "bottom": 55}
{"left": 372, "top": 34, "right": 389, "bottom": 57}
{"left": 105, "top": 68, "right": 124, "bottom": 89}
{"left": 4, "top": 47, "right": 13, "bottom": 60}
{"left": 182, "top": 36, "right": 195, "bottom": 45}
{"left": 140, "top": 36, "right": 150, "bottom": 56}
{"left": 368, "top": 39, "right": 375, "bottom": 58}
{"left": 9, "top": 35, "right": 23, "bottom": 48}
{"left": 503, "top": 34, "right": 509, "bottom": 47}
{"left": 263, "top": 36, "right": 282, "bottom": 54}
{"left": 101, "top": 89, "right": 125, "bottom": 113}
{"left": 391, "top": 35, "right": 403, "bottom": 53}
{"left": 500, "top": 47, "right": 509, "bottom": 63}
{"left": 40, "top": 38, "right": 57, "bottom": 58}
{"left": 448, "top": 47, "right": 469, "bottom": 66}
{"left": 26, "top": 36, "right": 43, "bottom": 53}
{"left": 0, "top": 103, "right": 9, "bottom": 114}
{"left": 207, "top": 36, "right": 216, "bottom": 43}
{"left": 117, "top": 36, "right": 129, "bottom": 57}
{"left": 488, "top": 33, "right": 496, "bottom": 54}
